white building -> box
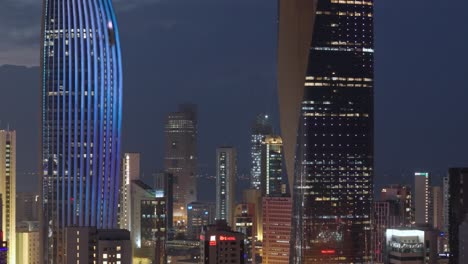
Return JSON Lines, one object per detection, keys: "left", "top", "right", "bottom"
{"left": 16, "top": 221, "right": 39, "bottom": 264}
{"left": 0, "top": 130, "right": 16, "bottom": 264}
{"left": 119, "top": 153, "right": 141, "bottom": 230}
{"left": 385, "top": 228, "right": 437, "bottom": 264}
{"left": 216, "top": 147, "right": 237, "bottom": 226}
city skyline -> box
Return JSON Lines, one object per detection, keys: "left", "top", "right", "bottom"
{"left": 1, "top": 1, "right": 468, "bottom": 194}
{"left": 0, "top": 0, "right": 467, "bottom": 263}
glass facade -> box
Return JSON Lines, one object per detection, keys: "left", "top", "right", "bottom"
{"left": 261, "top": 135, "right": 283, "bottom": 197}
{"left": 250, "top": 114, "right": 272, "bottom": 189}
{"left": 164, "top": 104, "right": 197, "bottom": 225}
{"left": 40, "top": 0, "right": 123, "bottom": 263}
{"left": 286, "top": 0, "right": 374, "bottom": 263}
{"left": 216, "top": 147, "right": 236, "bottom": 227}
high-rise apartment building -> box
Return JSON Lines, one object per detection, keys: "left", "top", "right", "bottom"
{"left": 40, "top": 0, "right": 123, "bottom": 262}
{"left": 154, "top": 171, "right": 174, "bottom": 233}
{"left": 16, "top": 192, "right": 39, "bottom": 222}
{"left": 119, "top": 153, "right": 141, "bottom": 230}
{"left": 242, "top": 189, "right": 262, "bottom": 237}
{"left": 432, "top": 186, "right": 443, "bottom": 230}
{"left": 415, "top": 172, "right": 431, "bottom": 225}
{"left": 448, "top": 168, "right": 468, "bottom": 264}
{"left": 250, "top": 114, "right": 273, "bottom": 189}
{"left": 242, "top": 189, "right": 263, "bottom": 262}
{"left": 262, "top": 196, "right": 292, "bottom": 264}
{"left": 442, "top": 176, "right": 450, "bottom": 253}
{"left": 278, "top": 0, "right": 374, "bottom": 262}
{"left": 16, "top": 221, "right": 40, "bottom": 264}
{"left": 0, "top": 130, "right": 15, "bottom": 264}
{"left": 443, "top": 176, "right": 450, "bottom": 232}
{"left": 381, "top": 184, "right": 413, "bottom": 226}
{"left": 128, "top": 180, "right": 166, "bottom": 261}
{"left": 118, "top": 153, "right": 140, "bottom": 230}
{"left": 200, "top": 220, "right": 245, "bottom": 264}
{"left": 233, "top": 203, "right": 255, "bottom": 263}
{"left": 187, "top": 202, "right": 215, "bottom": 240}
{"left": 373, "top": 201, "right": 400, "bottom": 263}
{"left": 216, "top": 147, "right": 237, "bottom": 227}
{"left": 164, "top": 104, "right": 197, "bottom": 225}
{"left": 261, "top": 135, "right": 283, "bottom": 197}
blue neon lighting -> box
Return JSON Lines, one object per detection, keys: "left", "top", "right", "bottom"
{"left": 41, "top": 0, "right": 123, "bottom": 260}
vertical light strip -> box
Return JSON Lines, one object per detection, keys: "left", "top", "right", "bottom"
{"left": 90, "top": 0, "right": 104, "bottom": 227}
{"left": 56, "top": 0, "right": 62, "bottom": 230}
{"left": 113, "top": 2, "right": 123, "bottom": 228}
{"left": 61, "top": 0, "right": 68, "bottom": 231}
{"left": 102, "top": 0, "right": 113, "bottom": 228}
{"left": 87, "top": 0, "right": 98, "bottom": 228}
{"left": 101, "top": 0, "right": 112, "bottom": 228}
{"left": 72, "top": 0, "right": 79, "bottom": 227}
{"left": 104, "top": 0, "right": 120, "bottom": 228}
{"left": 66, "top": 0, "right": 72, "bottom": 227}
{"left": 96, "top": 0, "right": 106, "bottom": 228}
{"left": 82, "top": 0, "right": 91, "bottom": 227}
{"left": 41, "top": 0, "right": 46, "bottom": 207}
{"left": 77, "top": 0, "right": 85, "bottom": 227}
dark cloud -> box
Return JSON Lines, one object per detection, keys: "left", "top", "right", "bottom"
{"left": 0, "top": 0, "right": 165, "bottom": 65}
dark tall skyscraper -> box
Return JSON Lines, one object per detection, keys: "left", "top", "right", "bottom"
{"left": 250, "top": 114, "right": 273, "bottom": 189}
{"left": 278, "top": 0, "right": 374, "bottom": 263}
{"left": 40, "top": 1, "right": 123, "bottom": 263}
{"left": 216, "top": 147, "right": 237, "bottom": 227}
{"left": 448, "top": 168, "right": 468, "bottom": 264}
{"left": 164, "top": 104, "right": 197, "bottom": 225}
{"left": 154, "top": 171, "right": 174, "bottom": 231}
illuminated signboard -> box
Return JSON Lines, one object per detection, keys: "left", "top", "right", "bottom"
{"left": 209, "top": 241, "right": 217, "bottom": 246}
{"left": 210, "top": 236, "right": 216, "bottom": 241}
{"left": 321, "top": 249, "right": 336, "bottom": 254}
{"left": 219, "top": 236, "right": 236, "bottom": 241}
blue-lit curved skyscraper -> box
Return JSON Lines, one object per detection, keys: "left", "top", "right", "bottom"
{"left": 40, "top": 0, "right": 123, "bottom": 263}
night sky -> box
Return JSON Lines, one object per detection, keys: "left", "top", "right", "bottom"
{"left": 0, "top": 0, "right": 468, "bottom": 195}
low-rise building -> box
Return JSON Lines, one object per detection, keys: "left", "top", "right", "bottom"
{"left": 65, "top": 227, "right": 132, "bottom": 264}
{"left": 200, "top": 220, "right": 245, "bottom": 264}
{"left": 187, "top": 202, "right": 215, "bottom": 240}
{"left": 385, "top": 227, "right": 437, "bottom": 264}
{"left": 16, "top": 221, "right": 39, "bottom": 264}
